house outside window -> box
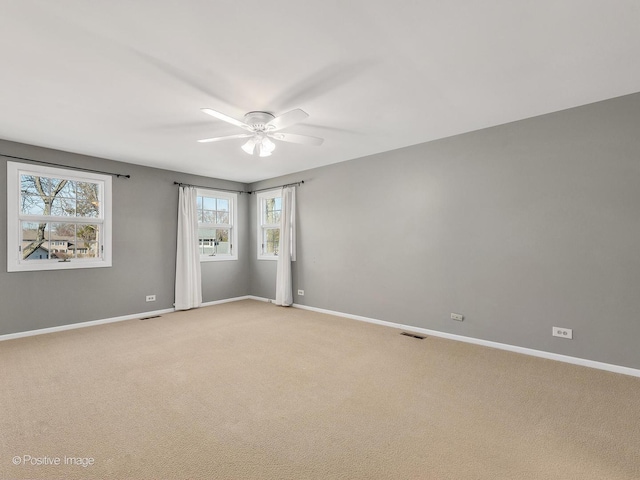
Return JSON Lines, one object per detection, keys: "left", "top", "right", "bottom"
{"left": 7, "top": 161, "right": 112, "bottom": 272}
{"left": 197, "top": 189, "right": 237, "bottom": 261}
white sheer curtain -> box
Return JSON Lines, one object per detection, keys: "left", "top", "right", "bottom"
{"left": 175, "top": 186, "right": 202, "bottom": 310}
{"left": 275, "top": 186, "right": 296, "bottom": 306}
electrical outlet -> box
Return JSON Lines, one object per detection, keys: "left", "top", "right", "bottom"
{"left": 552, "top": 327, "right": 573, "bottom": 339}
{"left": 297, "top": 290, "right": 304, "bottom": 296}
{"left": 145, "top": 295, "right": 156, "bottom": 302}
{"left": 450, "top": 313, "right": 464, "bottom": 322}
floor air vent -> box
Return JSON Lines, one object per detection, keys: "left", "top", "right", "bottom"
{"left": 400, "top": 332, "right": 426, "bottom": 340}
{"left": 139, "top": 315, "right": 161, "bottom": 321}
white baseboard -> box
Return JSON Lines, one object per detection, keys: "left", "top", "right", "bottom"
{"left": 245, "top": 295, "right": 272, "bottom": 303}
{"left": 246, "top": 296, "right": 276, "bottom": 304}
{"left": 201, "top": 295, "right": 256, "bottom": 307}
{"left": 0, "top": 295, "right": 268, "bottom": 342}
{"left": 291, "top": 303, "right": 640, "bottom": 378}
{"left": 0, "top": 307, "right": 176, "bottom": 342}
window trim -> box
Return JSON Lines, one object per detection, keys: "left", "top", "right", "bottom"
{"left": 196, "top": 188, "right": 238, "bottom": 262}
{"left": 257, "top": 189, "right": 281, "bottom": 261}
{"left": 6, "top": 161, "right": 112, "bottom": 272}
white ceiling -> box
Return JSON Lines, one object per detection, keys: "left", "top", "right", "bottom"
{"left": 1, "top": 1, "right": 639, "bottom": 183}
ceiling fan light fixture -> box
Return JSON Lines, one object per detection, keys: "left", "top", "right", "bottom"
{"left": 261, "top": 136, "right": 276, "bottom": 154}
{"left": 241, "top": 138, "right": 257, "bottom": 155}
{"left": 258, "top": 142, "right": 272, "bottom": 157}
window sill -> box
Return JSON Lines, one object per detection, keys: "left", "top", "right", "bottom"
{"left": 8, "top": 260, "right": 112, "bottom": 272}
{"left": 200, "top": 256, "right": 238, "bottom": 262}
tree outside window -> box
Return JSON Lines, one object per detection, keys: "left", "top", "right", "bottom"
{"left": 7, "top": 162, "right": 111, "bottom": 272}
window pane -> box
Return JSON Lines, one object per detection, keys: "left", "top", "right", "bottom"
{"left": 264, "top": 198, "right": 273, "bottom": 214}
{"left": 264, "top": 228, "right": 280, "bottom": 255}
{"left": 51, "top": 197, "right": 76, "bottom": 216}
{"left": 202, "top": 210, "right": 215, "bottom": 223}
{"left": 20, "top": 175, "right": 41, "bottom": 195}
{"left": 21, "top": 194, "right": 46, "bottom": 215}
{"left": 216, "top": 228, "right": 230, "bottom": 255}
{"left": 53, "top": 181, "right": 79, "bottom": 216}
{"left": 52, "top": 222, "right": 76, "bottom": 238}
{"left": 21, "top": 221, "right": 49, "bottom": 260}
{"left": 216, "top": 229, "right": 229, "bottom": 242}
{"left": 46, "top": 178, "right": 67, "bottom": 196}
{"left": 76, "top": 200, "right": 99, "bottom": 218}
{"left": 76, "top": 241, "right": 99, "bottom": 259}
{"left": 197, "top": 196, "right": 203, "bottom": 209}
{"left": 76, "top": 182, "right": 100, "bottom": 217}
{"left": 217, "top": 198, "right": 229, "bottom": 212}
{"left": 50, "top": 223, "right": 76, "bottom": 259}
{"left": 264, "top": 197, "right": 281, "bottom": 224}
{"left": 266, "top": 209, "right": 281, "bottom": 224}
{"left": 203, "top": 197, "right": 215, "bottom": 210}
{"left": 216, "top": 211, "right": 229, "bottom": 224}
{"left": 199, "top": 227, "right": 216, "bottom": 256}
{"left": 33, "top": 176, "right": 52, "bottom": 196}
{"left": 57, "top": 180, "right": 77, "bottom": 199}
{"left": 76, "top": 225, "right": 99, "bottom": 259}
{"left": 76, "top": 224, "right": 97, "bottom": 242}
{"left": 76, "top": 181, "right": 98, "bottom": 199}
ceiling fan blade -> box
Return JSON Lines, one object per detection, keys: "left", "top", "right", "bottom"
{"left": 266, "top": 109, "right": 309, "bottom": 131}
{"left": 198, "top": 133, "right": 253, "bottom": 143}
{"left": 201, "top": 108, "right": 251, "bottom": 130}
{"left": 270, "top": 132, "right": 324, "bottom": 146}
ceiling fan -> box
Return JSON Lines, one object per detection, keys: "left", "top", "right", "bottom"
{"left": 198, "top": 108, "right": 324, "bottom": 157}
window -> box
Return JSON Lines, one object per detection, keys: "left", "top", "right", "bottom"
{"left": 197, "top": 189, "right": 237, "bottom": 261}
{"left": 7, "top": 161, "right": 112, "bottom": 272}
{"left": 257, "top": 190, "right": 281, "bottom": 260}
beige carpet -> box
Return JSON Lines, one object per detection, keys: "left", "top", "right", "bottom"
{"left": 1, "top": 299, "right": 639, "bottom": 479}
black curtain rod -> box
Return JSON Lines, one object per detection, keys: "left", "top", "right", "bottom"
{"left": 248, "top": 180, "right": 304, "bottom": 194}
{"left": 173, "top": 182, "right": 247, "bottom": 194}
{"left": 1, "top": 153, "right": 131, "bottom": 178}
{"left": 173, "top": 180, "right": 304, "bottom": 194}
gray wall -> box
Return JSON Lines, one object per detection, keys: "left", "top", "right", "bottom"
{"left": 3, "top": 93, "right": 640, "bottom": 370}
{"left": 0, "top": 139, "right": 250, "bottom": 335}
{"left": 249, "top": 93, "right": 640, "bottom": 370}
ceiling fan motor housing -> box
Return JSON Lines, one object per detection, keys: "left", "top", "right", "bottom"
{"left": 199, "top": 107, "right": 322, "bottom": 148}
{"left": 243, "top": 111, "right": 275, "bottom": 132}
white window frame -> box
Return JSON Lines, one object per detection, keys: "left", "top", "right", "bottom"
{"left": 257, "top": 189, "right": 281, "bottom": 261}
{"left": 7, "top": 161, "right": 112, "bottom": 272}
{"left": 197, "top": 188, "right": 238, "bottom": 262}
